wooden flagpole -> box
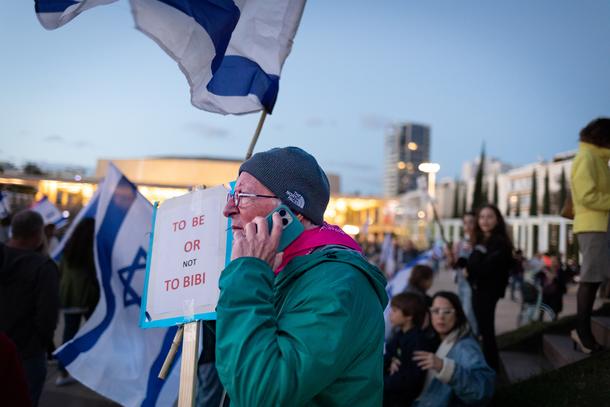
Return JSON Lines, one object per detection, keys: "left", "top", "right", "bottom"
{"left": 245, "top": 110, "right": 268, "bottom": 160}
{"left": 158, "top": 325, "right": 184, "bottom": 379}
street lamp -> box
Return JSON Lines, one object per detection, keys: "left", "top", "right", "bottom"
{"left": 418, "top": 162, "right": 441, "bottom": 200}
{"left": 418, "top": 162, "right": 441, "bottom": 245}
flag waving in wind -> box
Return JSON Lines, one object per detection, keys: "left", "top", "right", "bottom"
{"left": 35, "top": 0, "right": 306, "bottom": 115}
{"left": 54, "top": 164, "right": 180, "bottom": 406}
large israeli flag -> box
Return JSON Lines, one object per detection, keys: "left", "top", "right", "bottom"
{"left": 54, "top": 164, "right": 180, "bottom": 406}
{"left": 35, "top": 0, "right": 306, "bottom": 115}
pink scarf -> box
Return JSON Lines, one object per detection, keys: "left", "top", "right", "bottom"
{"left": 275, "top": 222, "right": 362, "bottom": 274}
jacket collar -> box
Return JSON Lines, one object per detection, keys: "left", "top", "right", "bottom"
{"left": 580, "top": 141, "right": 610, "bottom": 160}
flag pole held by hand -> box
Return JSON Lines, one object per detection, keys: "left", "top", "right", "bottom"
{"left": 158, "top": 325, "right": 184, "bottom": 380}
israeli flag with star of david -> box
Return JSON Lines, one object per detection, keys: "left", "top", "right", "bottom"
{"left": 35, "top": 0, "right": 306, "bottom": 115}
{"left": 54, "top": 163, "right": 181, "bottom": 406}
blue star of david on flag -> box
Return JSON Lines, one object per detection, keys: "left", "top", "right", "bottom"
{"left": 118, "top": 247, "right": 147, "bottom": 308}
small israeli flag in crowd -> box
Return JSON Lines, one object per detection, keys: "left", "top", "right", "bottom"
{"left": 0, "top": 191, "right": 10, "bottom": 219}
{"left": 54, "top": 164, "right": 180, "bottom": 406}
{"left": 31, "top": 196, "right": 65, "bottom": 226}
{"left": 35, "top": 0, "right": 306, "bottom": 115}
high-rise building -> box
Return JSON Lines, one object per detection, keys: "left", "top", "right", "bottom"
{"left": 383, "top": 123, "right": 431, "bottom": 197}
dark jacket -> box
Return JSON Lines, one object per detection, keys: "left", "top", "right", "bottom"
{"left": 0, "top": 243, "right": 59, "bottom": 359}
{"left": 384, "top": 327, "right": 437, "bottom": 407}
{"left": 467, "top": 236, "right": 512, "bottom": 299}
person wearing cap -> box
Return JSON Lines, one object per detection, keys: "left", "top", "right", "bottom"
{"left": 215, "top": 146, "right": 388, "bottom": 406}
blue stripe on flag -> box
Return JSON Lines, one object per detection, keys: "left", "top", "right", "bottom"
{"left": 35, "top": 0, "right": 79, "bottom": 13}
{"left": 159, "top": 0, "right": 239, "bottom": 73}
{"left": 142, "top": 326, "right": 181, "bottom": 406}
{"left": 56, "top": 176, "right": 137, "bottom": 366}
{"left": 207, "top": 55, "right": 280, "bottom": 113}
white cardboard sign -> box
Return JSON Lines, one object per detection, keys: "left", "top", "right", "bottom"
{"left": 140, "top": 185, "right": 230, "bottom": 328}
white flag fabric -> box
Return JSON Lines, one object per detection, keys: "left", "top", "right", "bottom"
{"left": 31, "top": 196, "right": 64, "bottom": 225}
{"left": 54, "top": 164, "right": 180, "bottom": 406}
{"left": 35, "top": 0, "right": 306, "bottom": 115}
{"left": 35, "top": 0, "right": 117, "bottom": 30}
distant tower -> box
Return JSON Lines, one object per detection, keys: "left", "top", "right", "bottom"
{"left": 384, "top": 123, "right": 431, "bottom": 197}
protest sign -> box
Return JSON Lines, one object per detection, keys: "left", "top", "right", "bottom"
{"left": 140, "top": 185, "right": 231, "bottom": 328}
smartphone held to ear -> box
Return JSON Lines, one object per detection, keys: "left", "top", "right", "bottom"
{"left": 266, "top": 204, "right": 304, "bottom": 251}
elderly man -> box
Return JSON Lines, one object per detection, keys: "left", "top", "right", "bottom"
{"left": 215, "top": 147, "right": 388, "bottom": 406}
{"left": 0, "top": 210, "right": 59, "bottom": 406}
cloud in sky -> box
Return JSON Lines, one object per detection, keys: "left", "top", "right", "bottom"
{"left": 304, "top": 117, "right": 336, "bottom": 128}
{"left": 360, "top": 114, "right": 393, "bottom": 131}
{"left": 325, "top": 160, "right": 376, "bottom": 172}
{"left": 43, "top": 134, "right": 64, "bottom": 142}
{"left": 183, "top": 122, "right": 230, "bottom": 138}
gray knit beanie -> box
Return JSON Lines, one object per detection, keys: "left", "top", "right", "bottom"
{"left": 239, "top": 147, "right": 330, "bottom": 225}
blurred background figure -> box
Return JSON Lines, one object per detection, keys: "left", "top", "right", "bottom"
{"left": 0, "top": 210, "right": 59, "bottom": 406}
{"left": 448, "top": 211, "right": 478, "bottom": 336}
{"left": 538, "top": 255, "right": 568, "bottom": 318}
{"left": 404, "top": 264, "right": 434, "bottom": 307}
{"left": 509, "top": 249, "right": 525, "bottom": 302}
{"left": 56, "top": 218, "right": 99, "bottom": 386}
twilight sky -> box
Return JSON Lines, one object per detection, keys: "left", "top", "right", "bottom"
{"left": 1, "top": 1, "right": 609, "bottom": 194}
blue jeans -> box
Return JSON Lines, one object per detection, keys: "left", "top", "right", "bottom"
{"left": 456, "top": 271, "right": 479, "bottom": 336}
{"left": 196, "top": 362, "right": 229, "bottom": 407}
{"left": 22, "top": 352, "right": 47, "bottom": 407}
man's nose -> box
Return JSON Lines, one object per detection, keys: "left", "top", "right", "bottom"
{"left": 223, "top": 200, "right": 237, "bottom": 218}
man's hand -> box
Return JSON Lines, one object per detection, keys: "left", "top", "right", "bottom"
{"left": 231, "top": 212, "right": 284, "bottom": 270}
{"left": 412, "top": 351, "right": 443, "bottom": 372}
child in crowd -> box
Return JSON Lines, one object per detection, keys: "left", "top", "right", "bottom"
{"left": 383, "top": 292, "right": 437, "bottom": 407}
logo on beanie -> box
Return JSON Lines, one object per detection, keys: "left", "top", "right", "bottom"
{"left": 286, "top": 191, "right": 305, "bottom": 209}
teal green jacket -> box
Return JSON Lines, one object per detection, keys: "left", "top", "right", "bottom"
{"left": 216, "top": 248, "right": 388, "bottom": 407}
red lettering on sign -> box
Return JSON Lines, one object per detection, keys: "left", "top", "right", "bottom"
{"left": 184, "top": 239, "right": 201, "bottom": 252}
{"left": 192, "top": 215, "right": 205, "bottom": 227}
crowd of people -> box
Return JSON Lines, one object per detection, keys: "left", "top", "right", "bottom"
{"left": 1, "top": 118, "right": 609, "bottom": 407}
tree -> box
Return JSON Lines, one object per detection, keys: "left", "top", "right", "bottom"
{"left": 461, "top": 185, "right": 468, "bottom": 216}
{"left": 493, "top": 176, "right": 499, "bottom": 206}
{"left": 471, "top": 144, "right": 486, "bottom": 211}
{"left": 529, "top": 169, "right": 538, "bottom": 216}
{"left": 542, "top": 168, "right": 551, "bottom": 215}
{"left": 23, "top": 162, "right": 44, "bottom": 175}
{"left": 452, "top": 179, "right": 460, "bottom": 218}
{"left": 558, "top": 167, "right": 567, "bottom": 215}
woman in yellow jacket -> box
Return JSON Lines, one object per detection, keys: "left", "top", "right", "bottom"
{"left": 571, "top": 117, "right": 610, "bottom": 353}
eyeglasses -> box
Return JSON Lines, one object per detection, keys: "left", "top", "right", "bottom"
{"left": 429, "top": 308, "right": 456, "bottom": 316}
{"left": 226, "top": 191, "right": 277, "bottom": 208}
